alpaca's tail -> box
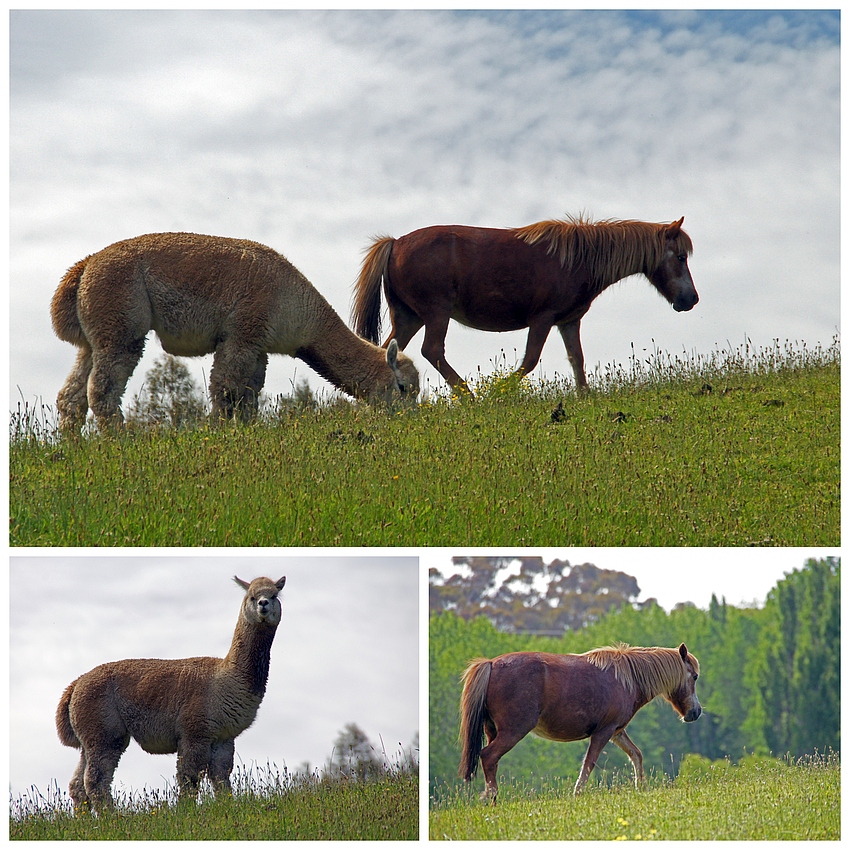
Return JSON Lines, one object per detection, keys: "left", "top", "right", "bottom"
{"left": 457, "top": 658, "right": 493, "bottom": 781}
{"left": 50, "top": 258, "right": 88, "bottom": 345}
{"left": 351, "top": 236, "right": 395, "bottom": 343}
{"left": 56, "top": 681, "right": 81, "bottom": 748}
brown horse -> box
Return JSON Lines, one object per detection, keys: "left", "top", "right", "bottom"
{"left": 353, "top": 216, "right": 697, "bottom": 396}
{"left": 458, "top": 643, "right": 701, "bottom": 803}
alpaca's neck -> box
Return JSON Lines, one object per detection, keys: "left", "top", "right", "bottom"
{"left": 296, "top": 305, "right": 390, "bottom": 399}
{"left": 225, "top": 619, "right": 278, "bottom": 696}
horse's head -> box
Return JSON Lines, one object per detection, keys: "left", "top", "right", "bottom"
{"left": 647, "top": 218, "right": 699, "bottom": 313}
{"left": 668, "top": 642, "right": 702, "bottom": 723}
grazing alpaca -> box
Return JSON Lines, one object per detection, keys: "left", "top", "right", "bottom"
{"left": 55, "top": 575, "right": 286, "bottom": 813}
{"left": 51, "top": 233, "right": 419, "bottom": 431}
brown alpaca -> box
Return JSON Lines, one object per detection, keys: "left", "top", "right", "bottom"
{"left": 51, "top": 233, "right": 419, "bottom": 431}
{"left": 55, "top": 576, "right": 286, "bottom": 813}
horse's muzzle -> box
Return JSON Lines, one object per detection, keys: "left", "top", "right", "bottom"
{"left": 683, "top": 705, "right": 702, "bottom": 722}
{"left": 673, "top": 292, "right": 699, "bottom": 312}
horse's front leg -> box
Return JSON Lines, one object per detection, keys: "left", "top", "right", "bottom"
{"left": 611, "top": 729, "right": 646, "bottom": 788}
{"left": 516, "top": 318, "right": 553, "bottom": 379}
{"left": 557, "top": 319, "right": 588, "bottom": 391}
{"left": 574, "top": 727, "right": 616, "bottom": 794}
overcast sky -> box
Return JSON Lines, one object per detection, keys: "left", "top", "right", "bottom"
{"left": 424, "top": 548, "right": 839, "bottom": 612}
{"left": 9, "top": 10, "right": 839, "bottom": 415}
{"left": 9, "top": 555, "right": 419, "bottom": 803}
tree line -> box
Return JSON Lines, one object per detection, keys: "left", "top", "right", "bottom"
{"left": 429, "top": 557, "right": 839, "bottom": 797}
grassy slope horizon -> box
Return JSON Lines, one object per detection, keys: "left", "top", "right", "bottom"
{"left": 10, "top": 341, "right": 839, "bottom": 547}
{"left": 429, "top": 754, "right": 838, "bottom": 841}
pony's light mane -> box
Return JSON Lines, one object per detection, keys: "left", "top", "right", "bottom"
{"left": 512, "top": 216, "right": 693, "bottom": 288}
{"left": 581, "top": 643, "right": 696, "bottom": 698}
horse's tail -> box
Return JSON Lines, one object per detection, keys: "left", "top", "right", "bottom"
{"left": 351, "top": 236, "right": 395, "bottom": 344}
{"left": 51, "top": 258, "right": 89, "bottom": 345}
{"left": 56, "top": 680, "right": 81, "bottom": 748}
{"left": 457, "top": 658, "right": 492, "bottom": 781}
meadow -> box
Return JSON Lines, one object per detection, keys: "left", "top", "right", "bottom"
{"left": 10, "top": 764, "right": 418, "bottom": 840}
{"left": 429, "top": 752, "right": 839, "bottom": 841}
{"left": 10, "top": 339, "right": 838, "bottom": 546}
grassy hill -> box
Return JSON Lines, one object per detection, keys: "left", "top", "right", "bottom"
{"left": 10, "top": 341, "right": 838, "bottom": 546}
{"left": 11, "top": 765, "right": 418, "bottom": 840}
{"left": 429, "top": 753, "right": 838, "bottom": 841}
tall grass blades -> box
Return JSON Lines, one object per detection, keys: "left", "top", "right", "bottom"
{"left": 10, "top": 339, "right": 838, "bottom": 546}
{"left": 11, "top": 761, "right": 418, "bottom": 840}
{"left": 429, "top": 751, "right": 839, "bottom": 841}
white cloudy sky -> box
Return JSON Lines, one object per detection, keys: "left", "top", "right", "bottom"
{"left": 9, "top": 10, "right": 839, "bottom": 414}
{"left": 423, "top": 548, "right": 840, "bottom": 612}
{"left": 9, "top": 555, "right": 419, "bottom": 802}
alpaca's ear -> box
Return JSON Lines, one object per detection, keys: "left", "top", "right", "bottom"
{"left": 234, "top": 576, "right": 250, "bottom": 591}
{"left": 276, "top": 576, "right": 286, "bottom": 591}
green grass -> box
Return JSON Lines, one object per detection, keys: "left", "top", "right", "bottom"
{"left": 10, "top": 340, "right": 838, "bottom": 546}
{"left": 429, "top": 753, "right": 839, "bottom": 840}
{"left": 11, "top": 764, "right": 419, "bottom": 840}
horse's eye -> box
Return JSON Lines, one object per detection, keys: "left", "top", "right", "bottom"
{"left": 693, "top": 674, "right": 698, "bottom": 681}
{"left": 678, "top": 255, "right": 687, "bottom": 264}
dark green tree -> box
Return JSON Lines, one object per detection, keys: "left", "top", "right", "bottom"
{"left": 125, "top": 353, "right": 206, "bottom": 427}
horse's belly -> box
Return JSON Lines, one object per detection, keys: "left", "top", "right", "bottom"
{"left": 530, "top": 720, "right": 587, "bottom": 743}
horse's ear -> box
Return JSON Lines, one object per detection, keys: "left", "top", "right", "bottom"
{"left": 276, "top": 576, "right": 286, "bottom": 591}
{"left": 678, "top": 643, "right": 688, "bottom": 661}
{"left": 234, "top": 576, "right": 250, "bottom": 591}
{"left": 666, "top": 217, "right": 685, "bottom": 239}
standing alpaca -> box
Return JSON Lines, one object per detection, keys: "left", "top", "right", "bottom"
{"left": 51, "top": 233, "right": 419, "bottom": 431}
{"left": 56, "top": 575, "right": 286, "bottom": 812}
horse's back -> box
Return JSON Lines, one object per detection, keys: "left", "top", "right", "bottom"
{"left": 388, "top": 226, "right": 569, "bottom": 330}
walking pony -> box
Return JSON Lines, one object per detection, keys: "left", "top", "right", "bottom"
{"left": 352, "top": 216, "right": 697, "bottom": 396}
{"left": 51, "top": 232, "right": 419, "bottom": 431}
{"left": 458, "top": 643, "right": 701, "bottom": 803}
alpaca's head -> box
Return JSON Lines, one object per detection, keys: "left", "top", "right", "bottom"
{"left": 234, "top": 576, "right": 286, "bottom": 628}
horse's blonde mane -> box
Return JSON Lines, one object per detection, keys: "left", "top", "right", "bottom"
{"left": 581, "top": 643, "right": 696, "bottom": 698}
{"left": 512, "top": 216, "right": 693, "bottom": 288}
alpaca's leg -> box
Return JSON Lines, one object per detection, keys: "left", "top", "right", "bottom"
{"left": 209, "top": 739, "right": 235, "bottom": 798}
{"left": 176, "top": 741, "right": 212, "bottom": 803}
{"left": 68, "top": 751, "right": 91, "bottom": 811}
{"left": 87, "top": 339, "right": 146, "bottom": 429}
{"left": 83, "top": 742, "right": 127, "bottom": 812}
{"left": 210, "top": 343, "right": 265, "bottom": 421}
{"left": 241, "top": 353, "right": 268, "bottom": 422}
{"left": 57, "top": 346, "right": 94, "bottom": 432}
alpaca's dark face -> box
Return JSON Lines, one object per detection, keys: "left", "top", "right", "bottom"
{"left": 238, "top": 576, "right": 285, "bottom": 627}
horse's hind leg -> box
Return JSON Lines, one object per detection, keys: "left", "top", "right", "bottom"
{"left": 421, "top": 315, "right": 472, "bottom": 397}
{"left": 478, "top": 724, "right": 535, "bottom": 805}
{"left": 87, "top": 339, "right": 146, "bottom": 429}
{"left": 57, "top": 346, "right": 93, "bottom": 432}
{"left": 611, "top": 729, "right": 646, "bottom": 788}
